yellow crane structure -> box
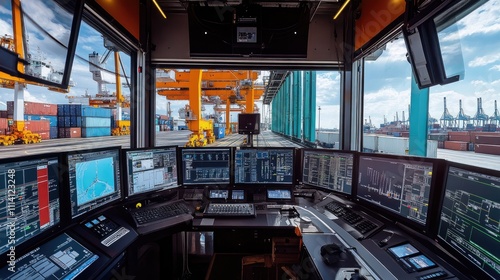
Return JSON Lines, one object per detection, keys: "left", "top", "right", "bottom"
{"left": 157, "top": 70, "right": 264, "bottom": 147}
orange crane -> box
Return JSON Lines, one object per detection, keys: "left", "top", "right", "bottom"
{"left": 157, "top": 70, "right": 264, "bottom": 146}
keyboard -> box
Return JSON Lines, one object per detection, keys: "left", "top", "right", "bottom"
{"left": 204, "top": 203, "right": 256, "bottom": 218}
{"left": 130, "top": 200, "right": 191, "bottom": 226}
{"left": 324, "top": 201, "right": 378, "bottom": 234}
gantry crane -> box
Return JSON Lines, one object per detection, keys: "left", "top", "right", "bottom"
{"left": 157, "top": 70, "right": 264, "bottom": 146}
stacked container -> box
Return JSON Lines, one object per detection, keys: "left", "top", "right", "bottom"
{"left": 57, "top": 104, "right": 82, "bottom": 138}
{"left": 0, "top": 118, "right": 8, "bottom": 135}
{"left": 7, "top": 101, "right": 57, "bottom": 139}
{"left": 24, "top": 120, "right": 51, "bottom": 140}
{"left": 81, "top": 106, "right": 112, "bottom": 137}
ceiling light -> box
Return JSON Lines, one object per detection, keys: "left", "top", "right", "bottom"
{"left": 334, "top": 0, "right": 350, "bottom": 20}
{"left": 152, "top": 0, "right": 167, "bottom": 19}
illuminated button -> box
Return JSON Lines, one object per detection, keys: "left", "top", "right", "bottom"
{"left": 98, "top": 215, "right": 106, "bottom": 221}
{"left": 85, "top": 222, "right": 93, "bottom": 228}
{"left": 92, "top": 219, "right": 100, "bottom": 225}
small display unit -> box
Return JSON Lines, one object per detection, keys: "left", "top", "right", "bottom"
{"left": 209, "top": 189, "right": 229, "bottom": 199}
{"left": 0, "top": 232, "right": 108, "bottom": 280}
{"left": 387, "top": 243, "right": 436, "bottom": 272}
{"left": 301, "top": 149, "right": 355, "bottom": 196}
{"left": 180, "top": 147, "right": 232, "bottom": 186}
{"left": 123, "top": 146, "right": 179, "bottom": 199}
{"left": 436, "top": 162, "right": 500, "bottom": 279}
{"left": 66, "top": 147, "right": 122, "bottom": 219}
{"left": 267, "top": 189, "right": 292, "bottom": 200}
{"left": 356, "top": 153, "right": 442, "bottom": 232}
{"left": 238, "top": 113, "right": 261, "bottom": 135}
{"left": 234, "top": 147, "right": 295, "bottom": 185}
{"left": 0, "top": 154, "right": 61, "bottom": 257}
{"left": 231, "top": 190, "right": 245, "bottom": 201}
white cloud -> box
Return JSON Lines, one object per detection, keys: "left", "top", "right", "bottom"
{"left": 366, "top": 39, "right": 407, "bottom": 64}
{"left": 0, "top": 5, "right": 10, "bottom": 15}
{"left": 316, "top": 72, "right": 340, "bottom": 106}
{"left": 491, "top": 65, "right": 500, "bottom": 71}
{"left": 0, "top": 18, "right": 12, "bottom": 37}
{"left": 363, "top": 86, "right": 411, "bottom": 127}
{"left": 445, "top": 1, "right": 500, "bottom": 41}
{"left": 468, "top": 52, "right": 500, "bottom": 67}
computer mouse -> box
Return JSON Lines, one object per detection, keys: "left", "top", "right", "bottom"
{"left": 320, "top": 243, "right": 343, "bottom": 265}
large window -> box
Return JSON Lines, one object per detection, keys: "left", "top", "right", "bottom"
{"left": 0, "top": 1, "right": 131, "bottom": 159}
{"left": 364, "top": 0, "right": 500, "bottom": 171}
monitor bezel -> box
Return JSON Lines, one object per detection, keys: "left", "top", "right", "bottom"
{"left": 233, "top": 147, "right": 297, "bottom": 187}
{"left": 354, "top": 152, "right": 445, "bottom": 234}
{"left": 0, "top": 153, "right": 65, "bottom": 264}
{"left": 62, "top": 146, "right": 123, "bottom": 222}
{"left": 179, "top": 146, "right": 233, "bottom": 187}
{"left": 299, "top": 148, "right": 357, "bottom": 198}
{"left": 121, "top": 145, "right": 180, "bottom": 201}
{"left": 432, "top": 161, "right": 500, "bottom": 280}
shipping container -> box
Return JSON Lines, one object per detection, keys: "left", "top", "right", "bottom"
{"left": 363, "top": 134, "right": 378, "bottom": 151}
{"left": 428, "top": 133, "right": 448, "bottom": 142}
{"left": 8, "top": 101, "right": 57, "bottom": 116}
{"left": 448, "top": 133, "right": 470, "bottom": 142}
{"left": 0, "top": 118, "right": 7, "bottom": 130}
{"left": 50, "top": 127, "right": 58, "bottom": 139}
{"left": 377, "top": 136, "right": 409, "bottom": 155}
{"left": 473, "top": 135, "right": 500, "bottom": 145}
{"left": 58, "top": 117, "right": 66, "bottom": 128}
{"left": 81, "top": 106, "right": 112, "bottom": 118}
{"left": 24, "top": 120, "right": 50, "bottom": 132}
{"left": 317, "top": 131, "right": 339, "bottom": 145}
{"left": 474, "top": 144, "right": 500, "bottom": 155}
{"left": 444, "top": 141, "right": 468, "bottom": 151}
{"left": 70, "top": 104, "right": 82, "bottom": 116}
{"left": 38, "top": 131, "right": 50, "bottom": 140}
{"left": 82, "top": 117, "right": 111, "bottom": 127}
{"left": 214, "top": 127, "right": 225, "bottom": 139}
{"left": 81, "top": 127, "right": 111, "bottom": 137}
{"left": 58, "top": 127, "right": 82, "bottom": 138}
{"left": 70, "top": 116, "right": 82, "bottom": 127}
{"left": 0, "top": 111, "right": 7, "bottom": 118}
{"left": 427, "top": 140, "right": 438, "bottom": 158}
{"left": 24, "top": 115, "right": 58, "bottom": 127}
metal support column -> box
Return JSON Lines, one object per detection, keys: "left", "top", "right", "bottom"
{"left": 284, "top": 76, "right": 291, "bottom": 137}
{"left": 302, "top": 71, "right": 316, "bottom": 143}
{"left": 292, "top": 71, "right": 302, "bottom": 141}
{"left": 225, "top": 99, "right": 231, "bottom": 134}
{"left": 409, "top": 75, "right": 429, "bottom": 156}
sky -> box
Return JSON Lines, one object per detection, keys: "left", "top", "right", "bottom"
{"left": 1, "top": 0, "right": 500, "bottom": 130}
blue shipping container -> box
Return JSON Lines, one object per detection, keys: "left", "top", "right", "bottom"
{"left": 57, "top": 117, "right": 66, "bottom": 127}
{"left": 57, "top": 105, "right": 66, "bottom": 116}
{"left": 24, "top": 115, "right": 58, "bottom": 127}
{"left": 82, "top": 127, "right": 111, "bottom": 137}
{"left": 64, "top": 117, "right": 71, "bottom": 128}
{"left": 82, "top": 117, "right": 111, "bottom": 127}
{"left": 50, "top": 127, "right": 58, "bottom": 139}
{"left": 70, "top": 104, "right": 82, "bottom": 116}
{"left": 81, "top": 106, "right": 112, "bottom": 118}
{"left": 70, "top": 116, "right": 82, "bottom": 127}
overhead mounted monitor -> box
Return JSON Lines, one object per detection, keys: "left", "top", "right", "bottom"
{"left": 0, "top": 154, "right": 61, "bottom": 256}
{"left": 301, "top": 149, "right": 355, "bottom": 196}
{"left": 356, "top": 154, "right": 441, "bottom": 232}
{"left": 66, "top": 147, "right": 122, "bottom": 219}
{"left": 180, "top": 147, "right": 232, "bottom": 186}
{"left": 436, "top": 163, "right": 500, "bottom": 279}
{"left": 238, "top": 113, "right": 261, "bottom": 135}
{"left": 123, "top": 146, "right": 179, "bottom": 199}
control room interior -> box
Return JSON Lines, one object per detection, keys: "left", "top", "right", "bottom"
{"left": 0, "top": 0, "right": 499, "bottom": 280}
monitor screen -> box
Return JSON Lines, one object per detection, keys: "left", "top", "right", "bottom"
{"left": 0, "top": 155, "right": 61, "bottom": 256}
{"left": 66, "top": 148, "right": 122, "bottom": 218}
{"left": 267, "top": 189, "right": 292, "bottom": 200}
{"left": 356, "top": 154, "right": 436, "bottom": 227}
{"left": 180, "top": 148, "right": 231, "bottom": 185}
{"left": 123, "top": 146, "right": 178, "bottom": 198}
{"left": 234, "top": 148, "right": 295, "bottom": 185}
{"left": 437, "top": 164, "right": 500, "bottom": 279}
{"left": 238, "top": 113, "right": 261, "bottom": 134}
{"left": 302, "top": 149, "right": 354, "bottom": 195}
{"left": 0, "top": 233, "right": 102, "bottom": 280}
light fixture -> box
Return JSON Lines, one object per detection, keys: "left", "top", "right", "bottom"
{"left": 333, "top": 0, "right": 350, "bottom": 20}
{"left": 152, "top": 0, "right": 167, "bottom": 19}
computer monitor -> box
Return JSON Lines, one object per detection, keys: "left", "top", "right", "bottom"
{"left": 238, "top": 113, "right": 260, "bottom": 135}
{"left": 234, "top": 147, "right": 295, "bottom": 185}
{"left": 66, "top": 147, "right": 122, "bottom": 219}
{"left": 123, "top": 146, "right": 179, "bottom": 199}
{"left": 436, "top": 162, "right": 500, "bottom": 279}
{"left": 180, "top": 147, "right": 231, "bottom": 186}
{"left": 301, "top": 149, "right": 355, "bottom": 195}
{"left": 0, "top": 155, "right": 61, "bottom": 256}
{"left": 356, "top": 153, "right": 441, "bottom": 231}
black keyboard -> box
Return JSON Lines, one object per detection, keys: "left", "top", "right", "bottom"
{"left": 204, "top": 203, "right": 256, "bottom": 218}
{"left": 324, "top": 201, "right": 377, "bottom": 234}
{"left": 131, "top": 200, "right": 191, "bottom": 226}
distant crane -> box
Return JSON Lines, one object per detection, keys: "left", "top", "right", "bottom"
{"left": 473, "top": 97, "right": 489, "bottom": 127}
{"left": 456, "top": 99, "right": 471, "bottom": 129}
{"left": 440, "top": 97, "right": 455, "bottom": 129}
{"left": 490, "top": 100, "right": 500, "bottom": 125}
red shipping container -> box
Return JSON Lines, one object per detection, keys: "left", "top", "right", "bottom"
{"left": 37, "top": 131, "right": 50, "bottom": 140}
{"left": 0, "top": 129, "right": 5, "bottom": 135}
{"left": 68, "top": 127, "right": 81, "bottom": 138}
{"left": 470, "top": 132, "right": 500, "bottom": 143}
{"left": 475, "top": 144, "right": 500, "bottom": 155}
{"left": 474, "top": 135, "right": 500, "bottom": 145}
{"left": 448, "top": 131, "right": 469, "bottom": 136}
{"left": 24, "top": 120, "right": 50, "bottom": 132}
{"left": 0, "top": 118, "right": 7, "bottom": 130}
{"left": 448, "top": 134, "right": 470, "bottom": 142}
{"left": 444, "top": 141, "right": 468, "bottom": 151}
{"left": 7, "top": 101, "right": 57, "bottom": 116}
